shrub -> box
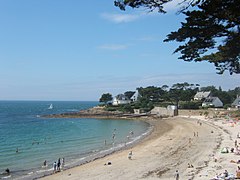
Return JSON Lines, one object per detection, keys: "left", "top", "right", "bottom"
{"left": 105, "top": 106, "right": 117, "bottom": 111}
{"left": 179, "top": 101, "right": 201, "bottom": 109}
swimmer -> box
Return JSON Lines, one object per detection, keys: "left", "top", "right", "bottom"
{"left": 5, "top": 168, "right": 10, "bottom": 175}
{"left": 43, "top": 160, "right": 47, "bottom": 167}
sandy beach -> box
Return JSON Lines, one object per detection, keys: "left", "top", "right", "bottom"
{"left": 40, "top": 113, "right": 240, "bottom": 180}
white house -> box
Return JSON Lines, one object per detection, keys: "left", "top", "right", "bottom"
{"left": 232, "top": 96, "right": 240, "bottom": 109}
{"left": 202, "top": 97, "right": 223, "bottom": 107}
{"left": 112, "top": 94, "right": 131, "bottom": 106}
{"left": 130, "top": 91, "right": 140, "bottom": 102}
{"left": 194, "top": 91, "right": 212, "bottom": 101}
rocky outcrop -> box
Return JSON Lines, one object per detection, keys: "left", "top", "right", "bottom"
{"left": 44, "top": 106, "right": 125, "bottom": 119}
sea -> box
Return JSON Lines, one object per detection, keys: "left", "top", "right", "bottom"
{"left": 0, "top": 101, "right": 151, "bottom": 179}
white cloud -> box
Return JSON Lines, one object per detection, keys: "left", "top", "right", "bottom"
{"left": 163, "top": 0, "right": 198, "bottom": 12}
{"left": 163, "top": 0, "right": 182, "bottom": 11}
{"left": 101, "top": 13, "right": 140, "bottom": 23}
{"left": 98, "top": 44, "right": 128, "bottom": 50}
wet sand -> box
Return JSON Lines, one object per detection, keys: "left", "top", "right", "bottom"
{"left": 40, "top": 115, "right": 236, "bottom": 180}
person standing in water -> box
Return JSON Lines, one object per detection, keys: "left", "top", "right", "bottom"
{"left": 53, "top": 162, "right": 57, "bottom": 173}
{"left": 61, "top": 158, "right": 65, "bottom": 170}
{"left": 43, "top": 160, "right": 47, "bottom": 167}
{"left": 57, "top": 158, "right": 61, "bottom": 171}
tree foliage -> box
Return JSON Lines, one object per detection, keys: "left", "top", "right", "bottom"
{"left": 133, "top": 83, "right": 238, "bottom": 109}
{"left": 99, "top": 93, "right": 113, "bottom": 104}
{"left": 114, "top": 0, "right": 240, "bottom": 74}
{"left": 137, "top": 86, "right": 165, "bottom": 102}
{"left": 133, "top": 86, "right": 164, "bottom": 110}
{"left": 103, "top": 83, "right": 239, "bottom": 112}
{"left": 168, "top": 82, "right": 199, "bottom": 106}
{"left": 124, "top": 91, "right": 135, "bottom": 99}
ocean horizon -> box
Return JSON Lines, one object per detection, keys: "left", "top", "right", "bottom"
{"left": 0, "top": 101, "right": 150, "bottom": 179}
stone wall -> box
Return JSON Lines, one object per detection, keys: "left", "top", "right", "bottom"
{"left": 151, "top": 106, "right": 178, "bottom": 117}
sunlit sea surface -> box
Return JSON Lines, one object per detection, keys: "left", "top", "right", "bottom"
{"left": 0, "top": 101, "right": 150, "bottom": 179}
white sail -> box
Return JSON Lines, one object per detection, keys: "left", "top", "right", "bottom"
{"left": 48, "top": 104, "right": 53, "bottom": 109}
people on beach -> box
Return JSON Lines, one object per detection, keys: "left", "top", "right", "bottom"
{"left": 187, "top": 163, "right": 194, "bottom": 168}
{"left": 57, "top": 158, "right": 61, "bottom": 171}
{"left": 193, "top": 132, "right": 198, "bottom": 137}
{"left": 223, "top": 169, "right": 228, "bottom": 178}
{"left": 104, "top": 161, "right": 112, "bottom": 165}
{"left": 128, "top": 151, "right": 133, "bottom": 160}
{"left": 213, "top": 156, "right": 218, "bottom": 162}
{"left": 53, "top": 162, "right": 57, "bottom": 173}
{"left": 174, "top": 170, "right": 179, "bottom": 180}
{"left": 62, "top": 158, "right": 65, "bottom": 169}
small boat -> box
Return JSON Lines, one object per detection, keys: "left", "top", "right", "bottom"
{"left": 48, "top": 104, "right": 53, "bottom": 110}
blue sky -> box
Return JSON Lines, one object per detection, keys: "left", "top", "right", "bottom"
{"left": 0, "top": 0, "right": 239, "bottom": 101}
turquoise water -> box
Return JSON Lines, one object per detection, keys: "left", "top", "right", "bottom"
{"left": 0, "top": 101, "right": 150, "bottom": 179}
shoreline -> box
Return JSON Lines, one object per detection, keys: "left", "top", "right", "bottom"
{"left": 40, "top": 113, "right": 240, "bottom": 180}
{"left": 39, "top": 115, "right": 212, "bottom": 180}
{"left": 37, "top": 117, "right": 172, "bottom": 180}
{"left": 14, "top": 117, "right": 156, "bottom": 180}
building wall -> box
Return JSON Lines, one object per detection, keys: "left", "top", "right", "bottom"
{"left": 112, "top": 98, "right": 131, "bottom": 106}
{"left": 151, "top": 106, "right": 178, "bottom": 117}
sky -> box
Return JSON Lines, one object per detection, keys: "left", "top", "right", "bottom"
{"left": 0, "top": 0, "right": 239, "bottom": 101}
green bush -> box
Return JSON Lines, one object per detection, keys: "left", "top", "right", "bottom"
{"left": 112, "top": 104, "right": 134, "bottom": 113}
{"left": 179, "top": 101, "right": 201, "bottom": 109}
{"left": 223, "top": 104, "right": 231, "bottom": 109}
{"left": 105, "top": 106, "right": 117, "bottom": 111}
{"left": 155, "top": 102, "right": 174, "bottom": 108}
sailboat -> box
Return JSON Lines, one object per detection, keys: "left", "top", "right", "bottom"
{"left": 48, "top": 104, "right": 53, "bottom": 110}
